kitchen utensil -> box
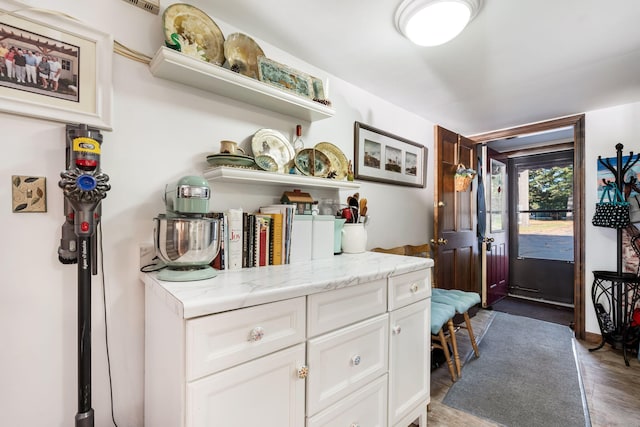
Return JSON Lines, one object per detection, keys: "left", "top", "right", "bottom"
{"left": 154, "top": 176, "right": 221, "bottom": 281}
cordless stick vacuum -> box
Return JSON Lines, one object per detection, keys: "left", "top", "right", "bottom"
{"left": 58, "top": 124, "right": 110, "bottom": 427}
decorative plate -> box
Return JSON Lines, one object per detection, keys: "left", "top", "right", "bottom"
{"left": 206, "top": 153, "right": 256, "bottom": 168}
{"left": 224, "top": 33, "right": 265, "bottom": 79}
{"left": 315, "top": 142, "right": 348, "bottom": 180}
{"left": 163, "top": 3, "right": 225, "bottom": 65}
{"left": 294, "top": 148, "right": 331, "bottom": 178}
{"left": 255, "top": 154, "right": 279, "bottom": 172}
{"left": 257, "top": 56, "right": 314, "bottom": 99}
{"left": 251, "top": 129, "right": 295, "bottom": 173}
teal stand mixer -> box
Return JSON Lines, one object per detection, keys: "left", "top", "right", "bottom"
{"left": 154, "top": 176, "right": 221, "bottom": 281}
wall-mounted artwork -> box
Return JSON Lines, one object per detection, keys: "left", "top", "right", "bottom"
{"left": 354, "top": 121, "right": 426, "bottom": 188}
{"left": 0, "top": 0, "right": 112, "bottom": 129}
{"left": 597, "top": 154, "right": 640, "bottom": 200}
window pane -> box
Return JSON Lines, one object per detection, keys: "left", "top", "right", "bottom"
{"left": 517, "top": 163, "right": 574, "bottom": 262}
{"left": 490, "top": 158, "right": 507, "bottom": 232}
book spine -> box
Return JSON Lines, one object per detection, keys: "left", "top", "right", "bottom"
{"left": 242, "top": 212, "right": 249, "bottom": 268}
{"left": 226, "top": 208, "right": 243, "bottom": 270}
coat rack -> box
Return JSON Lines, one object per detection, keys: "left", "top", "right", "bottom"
{"left": 591, "top": 143, "right": 640, "bottom": 365}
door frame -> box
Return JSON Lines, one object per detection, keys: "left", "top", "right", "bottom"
{"left": 470, "top": 114, "right": 586, "bottom": 340}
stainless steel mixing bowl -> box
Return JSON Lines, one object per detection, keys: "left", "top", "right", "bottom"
{"left": 154, "top": 215, "right": 221, "bottom": 267}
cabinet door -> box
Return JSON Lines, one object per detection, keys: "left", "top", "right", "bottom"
{"left": 388, "top": 299, "right": 430, "bottom": 426}
{"left": 186, "top": 343, "right": 305, "bottom": 427}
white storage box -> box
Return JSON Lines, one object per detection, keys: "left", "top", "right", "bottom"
{"left": 312, "top": 215, "right": 334, "bottom": 259}
{"left": 290, "top": 215, "right": 312, "bottom": 263}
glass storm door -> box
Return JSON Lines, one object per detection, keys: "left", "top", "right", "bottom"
{"left": 509, "top": 151, "right": 575, "bottom": 305}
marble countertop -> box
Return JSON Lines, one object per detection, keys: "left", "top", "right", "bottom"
{"left": 141, "top": 251, "right": 434, "bottom": 319}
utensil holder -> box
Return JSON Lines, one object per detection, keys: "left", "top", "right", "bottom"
{"left": 341, "top": 223, "right": 367, "bottom": 253}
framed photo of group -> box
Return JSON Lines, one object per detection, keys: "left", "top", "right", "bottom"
{"left": 0, "top": 0, "right": 113, "bottom": 129}
{"left": 354, "top": 121, "right": 427, "bottom": 188}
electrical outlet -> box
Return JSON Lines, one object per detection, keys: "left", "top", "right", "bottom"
{"left": 12, "top": 175, "right": 47, "bottom": 213}
{"left": 121, "top": 0, "right": 159, "bottom": 15}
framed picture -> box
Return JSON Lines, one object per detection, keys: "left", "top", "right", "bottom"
{"left": 0, "top": 0, "right": 113, "bottom": 129}
{"left": 354, "top": 121, "right": 427, "bottom": 188}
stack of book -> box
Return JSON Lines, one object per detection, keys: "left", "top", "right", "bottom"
{"left": 210, "top": 205, "right": 296, "bottom": 271}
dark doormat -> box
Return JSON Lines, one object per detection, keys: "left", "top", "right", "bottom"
{"left": 491, "top": 296, "right": 574, "bottom": 327}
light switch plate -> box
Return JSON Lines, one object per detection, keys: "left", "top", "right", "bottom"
{"left": 12, "top": 175, "right": 47, "bottom": 213}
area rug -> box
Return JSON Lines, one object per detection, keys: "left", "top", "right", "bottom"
{"left": 442, "top": 312, "right": 590, "bottom": 427}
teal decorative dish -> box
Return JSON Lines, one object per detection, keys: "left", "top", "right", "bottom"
{"left": 257, "top": 56, "right": 314, "bottom": 99}
{"left": 206, "top": 153, "right": 256, "bottom": 168}
{"left": 294, "top": 148, "right": 331, "bottom": 177}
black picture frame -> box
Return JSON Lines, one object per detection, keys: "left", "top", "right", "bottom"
{"left": 354, "top": 121, "right": 427, "bottom": 188}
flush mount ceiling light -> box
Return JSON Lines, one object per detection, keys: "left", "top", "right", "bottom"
{"left": 395, "top": 0, "right": 482, "bottom": 46}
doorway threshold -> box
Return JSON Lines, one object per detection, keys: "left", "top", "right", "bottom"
{"left": 507, "top": 293, "right": 574, "bottom": 309}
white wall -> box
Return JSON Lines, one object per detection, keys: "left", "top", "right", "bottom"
{"left": 584, "top": 101, "right": 640, "bottom": 333}
{"left": 0, "top": 1, "right": 434, "bottom": 426}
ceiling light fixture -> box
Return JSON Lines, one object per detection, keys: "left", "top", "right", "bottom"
{"left": 395, "top": 0, "right": 482, "bottom": 47}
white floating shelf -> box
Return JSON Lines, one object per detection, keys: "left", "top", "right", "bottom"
{"left": 149, "top": 47, "right": 335, "bottom": 122}
{"left": 203, "top": 167, "right": 360, "bottom": 190}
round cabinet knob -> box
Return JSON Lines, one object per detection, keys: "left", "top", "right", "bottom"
{"left": 248, "top": 326, "right": 264, "bottom": 342}
{"left": 410, "top": 283, "right": 419, "bottom": 293}
{"left": 392, "top": 325, "right": 402, "bottom": 335}
{"left": 297, "top": 365, "right": 309, "bottom": 379}
{"left": 351, "top": 355, "right": 361, "bottom": 366}
{"left": 350, "top": 423, "right": 360, "bottom": 427}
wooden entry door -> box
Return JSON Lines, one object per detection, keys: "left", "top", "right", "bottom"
{"left": 433, "top": 126, "right": 479, "bottom": 292}
{"left": 483, "top": 147, "right": 509, "bottom": 306}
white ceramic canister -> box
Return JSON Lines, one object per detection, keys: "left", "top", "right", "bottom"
{"left": 341, "top": 223, "right": 367, "bottom": 253}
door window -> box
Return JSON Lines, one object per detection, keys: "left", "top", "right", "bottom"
{"left": 490, "top": 158, "right": 507, "bottom": 232}
{"left": 512, "top": 152, "right": 574, "bottom": 262}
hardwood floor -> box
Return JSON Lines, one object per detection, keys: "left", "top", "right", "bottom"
{"left": 427, "top": 308, "right": 640, "bottom": 427}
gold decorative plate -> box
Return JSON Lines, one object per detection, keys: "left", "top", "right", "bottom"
{"left": 163, "top": 3, "right": 225, "bottom": 65}
{"left": 315, "top": 142, "right": 348, "bottom": 180}
{"left": 224, "top": 33, "right": 265, "bottom": 79}
{"left": 294, "top": 148, "right": 331, "bottom": 178}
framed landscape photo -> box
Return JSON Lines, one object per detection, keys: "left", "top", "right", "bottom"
{"left": 0, "top": 0, "right": 113, "bottom": 129}
{"left": 354, "top": 121, "right": 427, "bottom": 188}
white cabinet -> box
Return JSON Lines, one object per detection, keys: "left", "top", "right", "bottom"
{"left": 388, "top": 299, "right": 430, "bottom": 426}
{"left": 187, "top": 343, "right": 306, "bottom": 427}
{"left": 144, "top": 258, "right": 432, "bottom": 427}
{"left": 388, "top": 268, "right": 431, "bottom": 427}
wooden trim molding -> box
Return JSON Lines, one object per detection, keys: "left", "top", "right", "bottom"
{"left": 470, "top": 114, "right": 586, "bottom": 340}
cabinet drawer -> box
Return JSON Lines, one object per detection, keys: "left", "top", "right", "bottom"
{"left": 307, "top": 375, "right": 388, "bottom": 427}
{"left": 307, "top": 279, "right": 387, "bottom": 337}
{"left": 388, "top": 269, "right": 430, "bottom": 311}
{"left": 306, "top": 313, "right": 389, "bottom": 416}
{"left": 186, "top": 343, "right": 306, "bottom": 427}
{"left": 186, "top": 297, "right": 306, "bottom": 380}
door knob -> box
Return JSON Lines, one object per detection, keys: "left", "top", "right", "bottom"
{"left": 430, "top": 238, "right": 448, "bottom": 246}
{"left": 437, "top": 201, "right": 446, "bottom": 207}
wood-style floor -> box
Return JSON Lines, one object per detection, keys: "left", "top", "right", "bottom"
{"left": 427, "top": 308, "right": 640, "bottom": 427}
